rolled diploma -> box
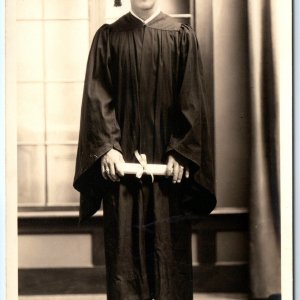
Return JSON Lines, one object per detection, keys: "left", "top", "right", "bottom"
{"left": 116, "top": 163, "right": 167, "bottom": 176}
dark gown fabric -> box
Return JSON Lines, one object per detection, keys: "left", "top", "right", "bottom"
{"left": 74, "top": 12, "right": 216, "bottom": 300}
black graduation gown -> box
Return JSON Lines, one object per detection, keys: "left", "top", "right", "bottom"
{"left": 74, "top": 12, "right": 216, "bottom": 300}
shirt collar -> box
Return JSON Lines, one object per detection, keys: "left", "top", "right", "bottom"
{"left": 130, "top": 8, "right": 161, "bottom": 24}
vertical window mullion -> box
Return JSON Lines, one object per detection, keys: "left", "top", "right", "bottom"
{"left": 190, "top": 0, "right": 194, "bottom": 28}
{"left": 42, "top": 0, "right": 48, "bottom": 207}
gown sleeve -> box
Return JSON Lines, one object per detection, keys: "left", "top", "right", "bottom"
{"left": 167, "top": 24, "right": 215, "bottom": 199}
{"left": 73, "top": 25, "right": 122, "bottom": 222}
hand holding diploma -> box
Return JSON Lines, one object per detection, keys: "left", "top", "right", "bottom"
{"left": 166, "top": 154, "right": 190, "bottom": 183}
{"left": 101, "top": 149, "right": 125, "bottom": 182}
{"left": 101, "top": 150, "right": 189, "bottom": 183}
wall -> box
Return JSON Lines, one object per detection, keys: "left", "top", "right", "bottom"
{"left": 213, "top": 0, "right": 251, "bottom": 208}
{"left": 194, "top": 0, "right": 251, "bottom": 265}
{"left": 16, "top": 0, "right": 251, "bottom": 294}
{"left": 211, "top": 0, "right": 251, "bottom": 266}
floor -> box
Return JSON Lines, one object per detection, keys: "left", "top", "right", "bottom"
{"left": 19, "top": 294, "right": 248, "bottom": 300}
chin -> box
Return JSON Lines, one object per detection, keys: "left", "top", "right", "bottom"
{"left": 131, "top": 0, "right": 157, "bottom": 10}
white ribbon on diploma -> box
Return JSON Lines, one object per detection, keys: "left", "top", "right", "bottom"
{"left": 116, "top": 150, "right": 167, "bottom": 182}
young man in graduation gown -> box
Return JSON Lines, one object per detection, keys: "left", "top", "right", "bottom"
{"left": 74, "top": 0, "right": 216, "bottom": 299}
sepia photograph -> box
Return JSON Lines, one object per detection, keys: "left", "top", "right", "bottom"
{"left": 4, "top": 0, "right": 292, "bottom": 299}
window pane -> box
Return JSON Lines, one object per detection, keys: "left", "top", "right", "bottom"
{"left": 105, "top": 0, "right": 191, "bottom": 21}
{"left": 17, "top": 83, "right": 45, "bottom": 142}
{"left": 18, "top": 146, "right": 46, "bottom": 205}
{"left": 17, "top": 0, "right": 43, "bottom": 20}
{"left": 105, "top": 0, "right": 130, "bottom": 21}
{"left": 17, "top": 21, "right": 44, "bottom": 81}
{"left": 172, "top": 17, "right": 191, "bottom": 25}
{"left": 44, "top": 0, "right": 89, "bottom": 20}
{"left": 47, "top": 145, "right": 79, "bottom": 205}
{"left": 46, "top": 82, "right": 82, "bottom": 142}
{"left": 160, "top": 0, "right": 190, "bottom": 14}
{"left": 192, "top": 233, "right": 199, "bottom": 265}
{"left": 45, "top": 21, "right": 89, "bottom": 81}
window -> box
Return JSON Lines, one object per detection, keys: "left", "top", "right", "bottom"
{"left": 17, "top": 0, "right": 194, "bottom": 212}
{"left": 105, "top": 0, "right": 194, "bottom": 25}
{"left": 17, "top": 0, "right": 90, "bottom": 210}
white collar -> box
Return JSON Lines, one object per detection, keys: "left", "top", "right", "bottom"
{"left": 130, "top": 8, "right": 161, "bottom": 24}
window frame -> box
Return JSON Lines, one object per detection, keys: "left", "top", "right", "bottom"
{"left": 17, "top": 0, "right": 195, "bottom": 214}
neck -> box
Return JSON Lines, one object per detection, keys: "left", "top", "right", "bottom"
{"left": 131, "top": 4, "right": 159, "bottom": 21}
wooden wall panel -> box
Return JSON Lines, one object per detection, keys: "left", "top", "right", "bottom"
{"left": 18, "top": 211, "right": 249, "bottom": 295}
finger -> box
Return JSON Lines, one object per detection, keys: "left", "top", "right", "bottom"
{"left": 101, "top": 156, "right": 108, "bottom": 178}
{"left": 101, "top": 164, "right": 108, "bottom": 180}
{"left": 115, "top": 154, "right": 125, "bottom": 177}
{"left": 172, "top": 163, "right": 179, "bottom": 183}
{"left": 107, "top": 172, "right": 115, "bottom": 182}
{"left": 105, "top": 161, "right": 114, "bottom": 181}
{"left": 185, "top": 167, "right": 190, "bottom": 178}
{"left": 109, "top": 161, "right": 119, "bottom": 182}
{"left": 177, "top": 165, "right": 184, "bottom": 183}
{"left": 115, "top": 162, "right": 124, "bottom": 177}
{"left": 166, "top": 157, "right": 174, "bottom": 177}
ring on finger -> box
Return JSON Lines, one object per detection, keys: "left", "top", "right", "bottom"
{"left": 105, "top": 167, "right": 110, "bottom": 173}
